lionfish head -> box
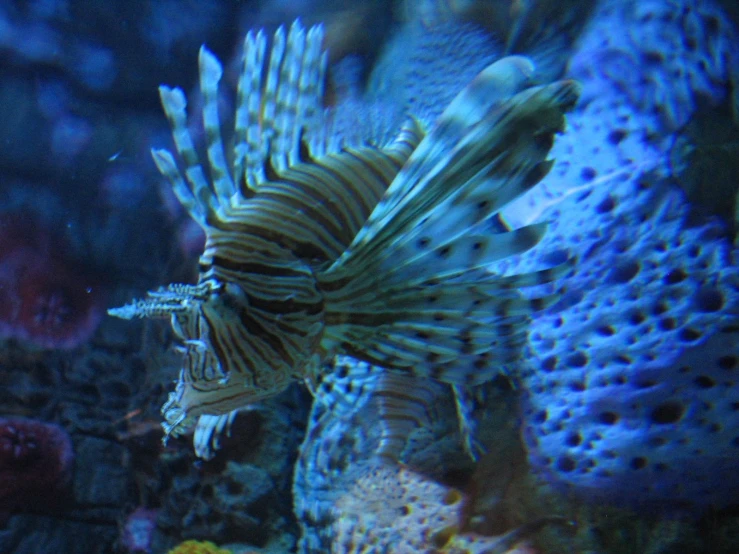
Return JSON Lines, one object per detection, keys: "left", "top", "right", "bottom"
{"left": 164, "top": 280, "right": 319, "bottom": 436}
{"left": 109, "top": 21, "right": 333, "bottom": 437}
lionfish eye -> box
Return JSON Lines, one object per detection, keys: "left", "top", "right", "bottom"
{"left": 218, "top": 283, "right": 249, "bottom": 309}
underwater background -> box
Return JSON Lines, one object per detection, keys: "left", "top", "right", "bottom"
{"left": 0, "top": 0, "right": 737, "bottom": 553}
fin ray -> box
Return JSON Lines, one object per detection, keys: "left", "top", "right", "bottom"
{"left": 320, "top": 57, "right": 580, "bottom": 384}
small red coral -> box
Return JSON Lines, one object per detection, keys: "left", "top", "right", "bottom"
{"left": 0, "top": 417, "right": 74, "bottom": 518}
{"left": 0, "top": 213, "right": 103, "bottom": 349}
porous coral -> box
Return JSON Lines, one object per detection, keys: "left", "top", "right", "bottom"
{"left": 521, "top": 226, "right": 739, "bottom": 510}
{"left": 569, "top": 0, "right": 739, "bottom": 131}
{"left": 332, "top": 462, "right": 543, "bottom": 554}
{"left": 493, "top": 0, "right": 739, "bottom": 513}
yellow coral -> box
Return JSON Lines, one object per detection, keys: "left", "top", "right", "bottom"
{"left": 332, "top": 462, "right": 539, "bottom": 553}
{"left": 166, "top": 540, "right": 231, "bottom": 554}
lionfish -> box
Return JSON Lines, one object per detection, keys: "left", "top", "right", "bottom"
{"left": 110, "top": 21, "right": 579, "bottom": 440}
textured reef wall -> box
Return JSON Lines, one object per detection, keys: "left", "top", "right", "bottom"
{"left": 503, "top": 0, "right": 739, "bottom": 513}
{"left": 0, "top": 328, "right": 163, "bottom": 553}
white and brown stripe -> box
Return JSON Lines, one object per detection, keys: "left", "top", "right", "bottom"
{"left": 110, "top": 20, "right": 580, "bottom": 441}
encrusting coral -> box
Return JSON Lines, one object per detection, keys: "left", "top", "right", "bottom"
{"left": 0, "top": 417, "right": 74, "bottom": 519}
{"left": 0, "top": 209, "right": 103, "bottom": 350}
{"left": 331, "top": 461, "right": 567, "bottom": 554}
{"left": 166, "top": 540, "right": 231, "bottom": 554}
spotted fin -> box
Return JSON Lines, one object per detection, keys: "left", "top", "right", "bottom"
{"left": 319, "top": 57, "right": 580, "bottom": 384}
{"left": 310, "top": 356, "right": 449, "bottom": 461}
{"left": 315, "top": 360, "right": 487, "bottom": 462}
{"left": 452, "top": 383, "right": 487, "bottom": 461}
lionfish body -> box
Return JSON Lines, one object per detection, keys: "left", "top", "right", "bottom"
{"left": 111, "top": 21, "right": 579, "bottom": 436}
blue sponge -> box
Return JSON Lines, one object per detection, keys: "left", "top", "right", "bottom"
{"left": 568, "top": 0, "right": 738, "bottom": 130}
{"left": 504, "top": 0, "right": 739, "bottom": 512}
{"left": 518, "top": 181, "right": 739, "bottom": 509}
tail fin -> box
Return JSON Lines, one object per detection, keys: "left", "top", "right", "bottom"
{"left": 319, "top": 57, "right": 580, "bottom": 384}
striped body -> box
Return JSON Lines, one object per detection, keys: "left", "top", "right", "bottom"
{"left": 110, "top": 20, "right": 580, "bottom": 437}
{"left": 161, "top": 131, "right": 421, "bottom": 429}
